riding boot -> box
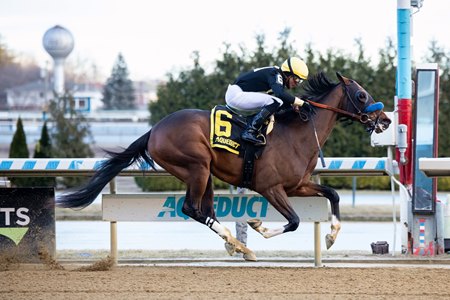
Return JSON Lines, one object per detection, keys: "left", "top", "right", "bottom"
{"left": 241, "top": 107, "right": 274, "bottom": 145}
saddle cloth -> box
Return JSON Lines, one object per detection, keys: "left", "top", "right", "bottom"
{"left": 210, "top": 105, "right": 273, "bottom": 155}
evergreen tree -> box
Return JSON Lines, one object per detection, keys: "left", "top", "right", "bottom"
{"left": 373, "top": 38, "right": 397, "bottom": 112}
{"left": 150, "top": 52, "right": 214, "bottom": 124}
{"left": 425, "top": 40, "right": 450, "bottom": 157}
{"left": 34, "top": 121, "right": 52, "bottom": 158}
{"left": 49, "top": 94, "right": 93, "bottom": 187}
{"left": 8, "top": 117, "right": 30, "bottom": 187}
{"left": 102, "top": 53, "right": 136, "bottom": 109}
{"left": 29, "top": 121, "right": 56, "bottom": 187}
{"left": 210, "top": 43, "right": 248, "bottom": 101}
{"left": 274, "top": 28, "right": 298, "bottom": 63}
{"left": 249, "top": 34, "right": 275, "bottom": 67}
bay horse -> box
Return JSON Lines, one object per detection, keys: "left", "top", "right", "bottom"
{"left": 57, "top": 72, "right": 391, "bottom": 261}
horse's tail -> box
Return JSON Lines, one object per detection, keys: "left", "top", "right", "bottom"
{"left": 56, "top": 130, "right": 154, "bottom": 209}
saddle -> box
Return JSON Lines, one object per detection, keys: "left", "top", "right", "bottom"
{"left": 210, "top": 105, "right": 274, "bottom": 189}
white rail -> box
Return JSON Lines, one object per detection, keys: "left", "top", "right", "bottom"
{"left": 419, "top": 158, "right": 450, "bottom": 177}
{"left": 0, "top": 157, "right": 391, "bottom": 177}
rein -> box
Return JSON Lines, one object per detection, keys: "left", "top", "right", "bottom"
{"left": 305, "top": 99, "right": 371, "bottom": 124}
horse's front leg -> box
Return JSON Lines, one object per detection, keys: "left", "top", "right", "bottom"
{"left": 289, "top": 181, "right": 341, "bottom": 249}
{"left": 247, "top": 185, "right": 300, "bottom": 239}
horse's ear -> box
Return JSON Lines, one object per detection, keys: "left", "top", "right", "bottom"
{"left": 336, "top": 72, "right": 351, "bottom": 86}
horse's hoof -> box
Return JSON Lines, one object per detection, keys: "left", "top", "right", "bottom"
{"left": 247, "top": 219, "right": 262, "bottom": 230}
{"left": 224, "top": 242, "right": 236, "bottom": 256}
{"left": 243, "top": 251, "right": 257, "bottom": 262}
{"left": 325, "top": 234, "right": 335, "bottom": 249}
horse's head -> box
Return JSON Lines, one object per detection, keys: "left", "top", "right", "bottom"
{"left": 336, "top": 72, "right": 391, "bottom": 134}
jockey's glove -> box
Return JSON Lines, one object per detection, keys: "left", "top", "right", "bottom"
{"left": 293, "top": 97, "right": 305, "bottom": 107}
{"left": 293, "top": 97, "right": 315, "bottom": 115}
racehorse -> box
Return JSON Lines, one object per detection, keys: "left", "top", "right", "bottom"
{"left": 57, "top": 72, "right": 391, "bottom": 261}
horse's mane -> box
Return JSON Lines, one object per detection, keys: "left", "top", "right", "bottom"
{"left": 275, "top": 71, "right": 338, "bottom": 123}
{"left": 300, "top": 71, "right": 338, "bottom": 101}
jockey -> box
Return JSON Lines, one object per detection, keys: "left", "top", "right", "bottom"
{"left": 225, "top": 56, "right": 313, "bottom": 145}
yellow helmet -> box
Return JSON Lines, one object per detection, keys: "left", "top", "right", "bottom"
{"left": 281, "top": 57, "right": 309, "bottom": 80}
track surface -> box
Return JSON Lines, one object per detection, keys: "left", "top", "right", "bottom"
{"left": 2, "top": 265, "right": 450, "bottom": 299}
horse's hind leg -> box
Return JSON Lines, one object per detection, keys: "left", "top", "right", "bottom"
{"left": 199, "top": 176, "right": 235, "bottom": 256}
{"left": 182, "top": 172, "right": 256, "bottom": 261}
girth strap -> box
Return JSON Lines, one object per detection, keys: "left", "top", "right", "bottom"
{"left": 241, "top": 145, "right": 259, "bottom": 188}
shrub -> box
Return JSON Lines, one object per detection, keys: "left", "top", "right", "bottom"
{"left": 8, "top": 117, "right": 31, "bottom": 187}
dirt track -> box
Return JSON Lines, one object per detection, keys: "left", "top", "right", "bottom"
{"left": 2, "top": 265, "right": 450, "bottom": 299}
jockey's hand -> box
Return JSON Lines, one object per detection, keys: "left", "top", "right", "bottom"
{"left": 292, "top": 97, "right": 315, "bottom": 115}
{"left": 293, "top": 97, "right": 305, "bottom": 107}
{"left": 292, "top": 97, "right": 304, "bottom": 113}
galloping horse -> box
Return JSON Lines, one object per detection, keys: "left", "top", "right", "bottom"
{"left": 57, "top": 72, "right": 391, "bottom": 261}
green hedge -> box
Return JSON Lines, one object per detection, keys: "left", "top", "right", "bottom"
{"left": 438, "top": 177, "right": 450, "bottom": 191}
{"left": 323, "top": 176, "right": 450, "bottom": 191}
{"left": 135, "top": 175, "right": 450, "bottom": 192}
{"left": 134, "top": 176, "right": 230, "bottom": 192}
{"left": 321, "top": 176, "right": 392, "bottom": 190}
{"left": 135, "top": 176, "right": 185, "bottom": 191}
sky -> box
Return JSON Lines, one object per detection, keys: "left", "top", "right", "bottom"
{"left": 0, "top": 0, "right": 449, "bottom": 81}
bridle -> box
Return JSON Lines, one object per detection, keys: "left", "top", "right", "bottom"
{"left": 296, "top": 75, "right": 388, "bottom": 167}
{"left": 305, "top": 82, "right": 382, "bottom": 133}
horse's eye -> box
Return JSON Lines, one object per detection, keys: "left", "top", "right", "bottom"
{"left": 355, "top": 90, "right": 368, "bottom": 103}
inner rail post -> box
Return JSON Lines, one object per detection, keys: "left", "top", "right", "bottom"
{"left": 109, "top": 178, "right": 118, "bottom": 265}
{"left": 313, "top": 175, "right": 322, "bottom": 267}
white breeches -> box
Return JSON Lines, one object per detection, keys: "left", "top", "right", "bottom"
{"left": 225, "top": 84, "right": 283, "bottom": 110}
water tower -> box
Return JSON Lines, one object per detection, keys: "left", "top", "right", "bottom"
{"left": 42, "top": 25, "right": 74, "bottom": 96}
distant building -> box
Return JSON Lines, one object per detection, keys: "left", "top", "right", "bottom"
{"left": 71, "top": 82, "right": 104, "bottom": 112}
{"left": 133, "top": 79, "right": 161, "bottom": 109}
{"left": 3, "top": 79, "right": 161, "bottom": 112}
{"left": 4, "top": 79, "right": 103, "bottom": 112}
{"left": 5, "top": 80, "right": 51, "bottom": 110}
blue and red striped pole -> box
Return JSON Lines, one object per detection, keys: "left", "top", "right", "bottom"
{"left": 397, "top": 0, "right": 413, "bottom": 185}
